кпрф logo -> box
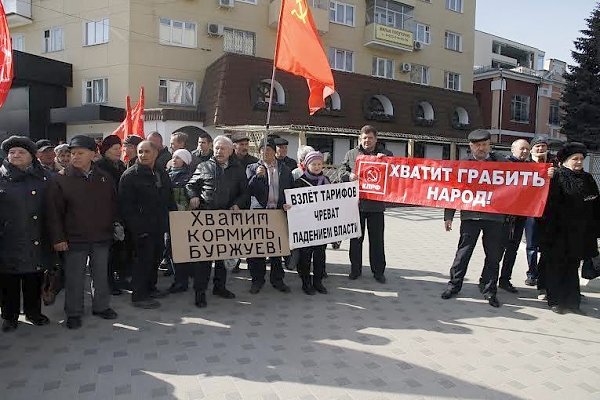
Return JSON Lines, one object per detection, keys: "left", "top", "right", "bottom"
{"left": 357, "top": 160, "right": 388, "bottom": 195}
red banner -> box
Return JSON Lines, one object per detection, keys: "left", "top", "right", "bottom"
{"left": 356, "top": 156, "right": 551, "bottom": 217}
{"left": 0, "top": 2, "right": 14, "bottom": 109}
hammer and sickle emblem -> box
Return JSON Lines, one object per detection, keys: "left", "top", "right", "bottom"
{"left": 291, "top": 0, "right": 308, "bottom": 24}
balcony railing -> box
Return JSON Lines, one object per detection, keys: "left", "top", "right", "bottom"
{"left": 2, "top": 0, "right": 33, "bottom": 27}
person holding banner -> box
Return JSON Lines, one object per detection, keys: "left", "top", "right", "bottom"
{"left": 246, "top": 137, "right": 294, "bottom": 295}
{"left": 441, "top": 129, "right": 505, "bottom": 308}
{"left": 538, "top": 142, "right": 599, "bottom": 315}
{"left": 341, "top": 125, "right": 392, "bottom": 283}
{"left": 186, "top": 135, "right": 248, "bottom": 307}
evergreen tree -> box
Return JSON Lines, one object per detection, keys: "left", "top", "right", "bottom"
{"left": 562, "top": 3, "right": 600, "bottom": 149}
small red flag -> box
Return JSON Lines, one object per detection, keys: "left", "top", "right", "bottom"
{"left": 113, "top": 95, "right": 132, "bottom": 140}
{"left": 0, "top": 2, "right": 14, "bottom": 109}
{"left": 275, "top": 0, "right": 335, "bottom": 115}
{"left": 130, "top": 86, "right": 144, "bottom": 137}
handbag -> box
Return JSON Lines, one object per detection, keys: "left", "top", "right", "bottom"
{"left": 41, "top": 266, "right": 63, "bottom": 306}
{"left": 582, "top": 256, "right": 600, "bottom": 280}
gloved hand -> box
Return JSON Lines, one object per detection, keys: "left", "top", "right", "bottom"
{"left": 113, "top": 222, "right": 125, "bottom": 241}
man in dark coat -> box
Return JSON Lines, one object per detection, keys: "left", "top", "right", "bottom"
{"left": 119, "top": 140, "right": 177, "bottom": 309}
{"left": 147, "top": 131, "right": 171, "bottom": 171}
{"left": 232, "top": 133, "right": 259, "bottom": 169}
{"left": 192, "top": 131, "right": 214, "bottom": 163}
{"left": 274, "top": 137, "right": 298, "bottom": 170}
{"left": 186, "top": 135, "right": 249, "bottom": 307}
{"left": 36, "top": 139, "right": 62, "bottom": 174}
{"left": 0, "top": 136, "right": 52, "bottom": 332}
{"left": 46, "top": 135, "right": 118, "bottom": 329}
{"left": 341, "top": 125, "right": 393, "bottom": 283}
{"left": 246, "top": 137, "right": 293, "bottom": 295}
{"left": 124, "top": 135, "right": 143, "bottom": 168}
{"left": 441, "top": 129, "right": 505, "bottom": 308}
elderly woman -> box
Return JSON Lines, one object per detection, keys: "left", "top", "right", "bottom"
{"left": 539, "top": 142, "right": 600, "bottom": 315}
{"left": 0, "top": 136, "right": 52, "bottom": 332}
{"left": 54, "top": 143, "right": 71, "bottom": 169}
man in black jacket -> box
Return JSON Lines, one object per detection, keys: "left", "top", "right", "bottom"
{"left": 147, "top": 131, "right": 171, "bottom": 171}
{"left": 186, "top": 135, "right": 249, "bottom": 307}
{"left": 192, "top": 132, "right": 214, "bottom": 163}
{"left": 119, "top": 140, "right": 177, "bottom": 309}
{"left": 341, "top": 125, "right": 393, "bottom": 283}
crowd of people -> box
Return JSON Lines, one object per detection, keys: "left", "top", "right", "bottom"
{"left": 0, "top": 125, "right": 597, "bottom": 333}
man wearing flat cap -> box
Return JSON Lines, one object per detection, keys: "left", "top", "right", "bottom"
{"left": 36, "top": 139, "right": 62, "bottom": 174}
{"left": 273, "top": 137, "right": 298, "bottom": 170}
{"left": 123, "top": 135, "right": 143, "bottom": 168}
{"left": 441, "top": 129, "right": 505, "bottom": 308}
{"left": 232, "top": 133, "right": 259, "bottom": 169}
{"left": 46, "top": 135, "right": 119, "bottom": 329}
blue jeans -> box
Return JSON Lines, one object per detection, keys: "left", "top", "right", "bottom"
{"left": 524, "top": 217, "right": 539, "bottom": 279}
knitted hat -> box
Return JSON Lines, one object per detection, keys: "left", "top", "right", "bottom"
{"left": 557, "top": 142, "right": 587, "bottom": 163}
{"left": 99, "top": 134, "right": 122, "bottom": 155}
{"left": 2, "top": 135, "right": 38, "bottom": 159}
{"left": 303, "top": 151, "right": 324, "bottom": 167}
{"left": 54, "top": 143, "right": 70, "bottom": 155}
{"left": 173, "top": 148, "right": 192, "bottom": 166}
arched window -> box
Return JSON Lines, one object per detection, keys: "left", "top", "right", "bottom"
{"left": 416, "top": 101, "right": 434, "bottom": 121}
{"left": 452, "top": 107, "right": 470, "bottom": 129}
{"left": 325, "top": 91, "right": 341, "bottom": 111}
{"left": 257, "top": 79, "right": 286, "bottom": 105}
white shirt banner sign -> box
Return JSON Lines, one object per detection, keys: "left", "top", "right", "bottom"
{"left": 284, "top": 181, "right": 362, "bottom": 249}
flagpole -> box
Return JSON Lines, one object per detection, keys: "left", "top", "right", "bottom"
{"left": 264, "top": 0, "right": 286, "bottom": 149}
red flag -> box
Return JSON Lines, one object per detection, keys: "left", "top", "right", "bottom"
{"left": 130, "top": 86, "right": 144, "bottom": 137}
{"left": 275, "top": 0, "right": 334, "bottom": 115}
{"left": 0, "top": 2, "right": 14, "bottom": 109}
{"left": 112, "top": 95, "right": 131, "bottom": 140}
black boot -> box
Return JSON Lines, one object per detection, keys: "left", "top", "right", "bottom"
{"left": 195, "top": 291, "right": 207, "bottom": 308}
{"left": 301, "top": 276, "right": 316, "bottom": 295}
{"left": 313, "top": 278, "right": 327, "bottom": 294}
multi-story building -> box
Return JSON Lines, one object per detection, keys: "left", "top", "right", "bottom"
{"left": 1, "top": 0, "right": 482, "bottom": 162}
{"left": 474, "top": 30, "right": 545, "bottom": 71}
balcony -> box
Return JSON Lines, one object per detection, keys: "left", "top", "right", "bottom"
{"left": 2, "top": 0, "right": 33, "bottom": 27}
{"left": 268, "top": 0, "right": 329, "bottom": 34}
{"left": 364, "top": 23, "right": 413, "bottom": 52}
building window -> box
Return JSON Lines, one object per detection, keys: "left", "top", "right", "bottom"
{"left": 159, "top": 79, "right": 196, "bottom": 106}
{"left": 415, "top": 23, "right": 430, "bottom": 44}
{"left": 159, "top": 18, "right": 197, "bottom": 48}
{"left": 511, "top": 95, "right": 530, "bottom": 123}
{"left": 236, "top": 0, "right": 257, "bottom": 3}
{"left": 84, "top": 18, "right": 109, "bottom": 46}
{"left": 372, "top": 57, "right": 394, "bottom": 79}
{"left": 549, "top": 99, "right": 560, "bottom": 125}
{"left": 43, "top": 27, "right": 64, "bottom": 53}
{"left": 257, "top": 79, "right": 285, "bottom": 105}
{"left": 445, "top": 31, "right": 462, "bottom": 52}
{"left": 11, "top": 34, "right": 24, "bottom": 51}
{"left": 328, "top": 48, "right": 354, "bottom": 72}
{"left": 329, "top": 1, "right": 355, "bottom": 26}
{"left": 366, "top": 0, "right": 414, "bottom": 31}
{"left": 446, "top": 0, "right": 463, "bottom": 13}
{"left": 223, "top": 28, "right": 255, "bottom": 56}
{"left": 83, "top": 78, "right": 108, "bottom": 104}
{"left": 410, "top": 64, "right": 430, "bottom": 85}
{"left": 445, "top": 72, "right": 461, "bottom": 91}
{"left": 324, "top": 91, "right": 342, "bottom": 111}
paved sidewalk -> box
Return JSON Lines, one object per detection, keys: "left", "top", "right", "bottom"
{"left": 1, "top": 207, "right": 599, "bottom": 400}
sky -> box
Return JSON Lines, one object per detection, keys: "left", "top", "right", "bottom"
{"left": 475, "top": 0, "right": 598, "bottom": 65}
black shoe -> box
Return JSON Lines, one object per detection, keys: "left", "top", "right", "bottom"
{"left": 2, "top": 320, "right": 18, "bottom": 332}
{"left": 213, "top": 287, "right": 236, "bottom": 299}
{"left": 195, "top": 291, "right": 207, "bottom": 308}
{"left": 550, "top": 305, "right": 565, "bottom": 314}
{"left": 374, "top": 274, "right": 386, "bottom": 284}
{"left": 132, "top": 299, "right": 161, "bottom": 309}
{"left": 92, "top": 308, "right": 118, "bottom": 320}
{"left": 485, "top": 295, "right": 500, "bottom": 308}
{"left": 149, "top": 289, "right": 169, "bottom": 299}
{"left": 569, "top": 307, "right": 587, "bottom": 316}
{"left": 249, "top": 282, "right": 263, "bottom": 294}
{"left": 66, "top": 317, "right": 82, "bottom": 330}
{"left": 313, "top": 281, "right": 328, "bottom": 294}
{"left": 348, "top": 272, "right": 361, "bottom": 280}
{"left": 111, "top": 288, "right": 123, "bottom": 296}
{"left": 26, "top": 314, "right": 50, "bottom": 326}
{"left": 524, "top": 277, "right": 537, "bottom": 287}
{"left": 272, "top": 282, "right": 291, "bottom": 293}
{"left": 499, "top": 281, "right": 518, "bottom": 293}
{"left": 441, "top": 289, "right": 456, "bottom": 300}
{"left": 168, "top": 283, "right": 188, "bottom": 294}
{"left": 301, "top": 277, "right": 316, "bottom": 295}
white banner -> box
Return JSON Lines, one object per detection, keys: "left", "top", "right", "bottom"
{"left": 284, "top": 181, "right": 362, "bottom": 249}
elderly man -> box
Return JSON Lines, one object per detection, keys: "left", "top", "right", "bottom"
{"left": 36, "top": 139, "right": 62, "bottom": 173}
{"left": 274, "top": 137, "right": 298, "bottom": 170}
{"left": 46, "top": 135, "right": 118, "bottom": 329}
{"left": 341, "top": 125, "right": 393, "bottom": 283}
{"left": 246, "top": 137, "right": 294, "bottom": 295}
{"left": 232, "top": 133, "right": 259, "bottom": 168}
{"left": 441, "top": 129, "right": 505, "bottom": 308}
{"left": 119, "top": 140, "right": 177, "bottom": 309}
{"left": 192, "top": 132, "right": 214, "bottom": 163}
{"left": 186, "top": 135, "right": 248, "bottom": 307}
{"left": 147, "top": 131, "right": 171, "bottom": 171}
{"left": 123, "top": 135, "right": 143, "bottom": 167}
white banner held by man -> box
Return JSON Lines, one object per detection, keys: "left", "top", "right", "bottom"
{"left": 284, "top": 181, "right": 361, "bottom": 249}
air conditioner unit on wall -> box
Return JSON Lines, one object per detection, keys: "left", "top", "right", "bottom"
{"left": 414, "top": 41, "right": 423, "bottom": 50}
{"left": 207, "top": 23, "right": 224, "bottom": 37}
{"left": 401, "top": 63, "right": 412, "bottom": 73}
{"left": 219, "top": 0, "right": 234, "bottom": 8}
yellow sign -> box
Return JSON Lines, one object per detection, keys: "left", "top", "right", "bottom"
{"left": 374, "top": 24, "right": 413, "bottom": 48}
{"left": 291, "top": 0, "right": 308, "bottom": 24}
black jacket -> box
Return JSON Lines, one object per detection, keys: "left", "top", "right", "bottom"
{"left": 192, "top": 149, "right": 214, "bottom": 164}
{"left": 119, "top": 162, "right": 177, "bottom": 236}
{"left": 156, "top": 147, "right": 172, "bottom": 171}
{"left": 95, "top": 156, "right": 126, "bottom": 192}
{"left": 0, "top": 160, "right": 52, "bottom": 274}
{"left": 185, "top": 157, "right": 249, "bottom": 210}
{"left": 247, "top": 160, "right": 294, "bottom": 209}
{"left": 341, "top": 143, "right": 393, "bottom": 212}
{"left": 539, "top": 167, "right": 600, "bottom": 260}
{"left": 278, "top": 156, "right": 298, "bottom": 171}
{"left": 236, "top": 153, "right": 259, "bottom": 169}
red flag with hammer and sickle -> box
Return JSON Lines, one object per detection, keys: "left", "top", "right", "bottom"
{"left": 0, "top": 1, "right": 14, "bottom": 108}
{"left": 275, "top": 0, "right": 335, "bottom": 115}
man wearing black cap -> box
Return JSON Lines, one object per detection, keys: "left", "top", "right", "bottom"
{"left": 246, "top": 137, "right": 293, "bottom": 294}
{"left": 46, "top": 135, "right": 119, "bottom": 329}
{"left": 274, "top": 137, "right": 298, "bottom": 170}
{"left": 441, "top": 129, "right": 505, "bottom": 308}
{"left": 36, "top": 139, "right": 61, "bottom": 173}
{"left": 123, "top": 135, "right": 143, "bottom": 168}
{"left": 232, "top": 133, "right": 259, "bottom": 169}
